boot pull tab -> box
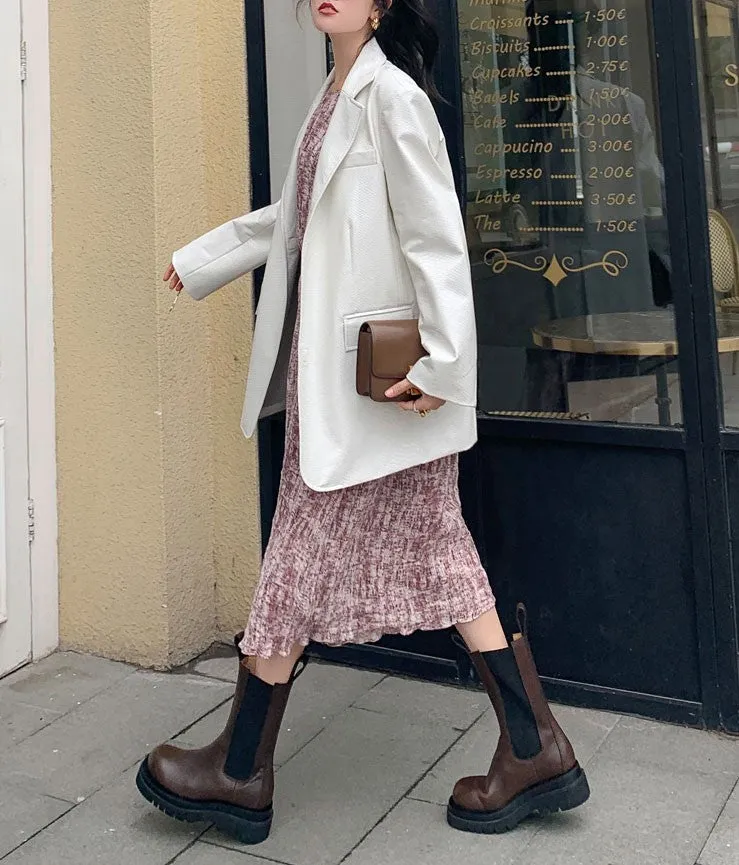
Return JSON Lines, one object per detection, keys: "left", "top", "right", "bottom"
{"left": 290, "top": 656, "right": 309, "bottom": 682}
{"left": 513, "top": 602, "right": 528, "bottom": 642}
{"left": 451, "top": 632, "right": 471, "bottom": 654}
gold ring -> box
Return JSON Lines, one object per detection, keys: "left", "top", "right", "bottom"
{"left": 418, "top": 409, "right": 429, "bottom": 418}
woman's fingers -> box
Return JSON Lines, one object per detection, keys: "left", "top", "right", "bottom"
{"left": 396, "top": 399, "right": 419, "bottom": 412}
{"left": 413, "top": 396, "right": 435, "bottom": 413}
{"left": 386, "top": 378, "right": 421, "bottom": 412}
{"left": 401, "top": 394, "right": 446, "bottom": 414}
{"left": 164, "top": 262, "right": 183, "bottom": 292}
{"left": 384, "top": 378, "right": 412, "bottom": 400}
{"left": 384, "top": 379, "right": 445, "bottom": 413}
{"left": 394, "top": 394, "right": 433, "bottom": 413}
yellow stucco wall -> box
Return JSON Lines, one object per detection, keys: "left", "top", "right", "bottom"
{"left": 50, "top": 0, "right": 262, "bottom": 667}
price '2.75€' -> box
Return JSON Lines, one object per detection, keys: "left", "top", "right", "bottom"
{"left": 586, "top": 60, "right": 631, "bottom": 75}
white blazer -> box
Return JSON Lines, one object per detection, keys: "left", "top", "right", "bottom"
{"left": 173, "top": 38, "right": 478, "bottom": 492}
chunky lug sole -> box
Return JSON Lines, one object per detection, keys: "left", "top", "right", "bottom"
{"left": 447, "top": 764, "right": 590, "bottom": 834}
{"left": 135, "top": 758, "right": 272, "bottom": 845}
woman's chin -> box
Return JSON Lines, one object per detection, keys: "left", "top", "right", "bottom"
{"left": 311, "top": 18, "right": 364, "bottom": 36}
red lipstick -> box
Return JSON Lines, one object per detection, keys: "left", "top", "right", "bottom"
{"left": 318, "top": 2, "right": 338, "bottom": 13}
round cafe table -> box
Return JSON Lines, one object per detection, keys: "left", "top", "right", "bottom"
{"left": 531, "top": 310, "right": 739, "bottom": 425}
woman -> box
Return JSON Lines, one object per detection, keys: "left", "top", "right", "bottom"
{"left": 136, "top": 0, "right": 589, "bottom": 844}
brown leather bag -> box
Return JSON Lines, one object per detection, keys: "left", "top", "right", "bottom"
{"left": 356, "top": 319, "right": 429, "bottom": 402}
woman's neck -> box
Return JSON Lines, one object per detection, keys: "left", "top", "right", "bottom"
{"left": 329, "top": 32, "right": 369, "bottom": 92}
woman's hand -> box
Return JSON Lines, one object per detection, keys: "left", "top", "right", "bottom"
{"left": 384, "top": 379, "right": 446, "bottom": 415}
{"left": 163, "top": 262, "right": 183, "bottom": 294}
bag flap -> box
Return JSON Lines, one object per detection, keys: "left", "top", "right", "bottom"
{"left": 362, "top": 319, "right": 427, "bottom": 379}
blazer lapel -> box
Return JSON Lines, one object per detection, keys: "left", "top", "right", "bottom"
{"left": 280, "top": 71, "right": 336, "bottom": 241}
{"left": 306, "top": 94, "right": 363, "bottom": 226}
{"left": 306, "top": 39, "right": 387, "bottom": 228}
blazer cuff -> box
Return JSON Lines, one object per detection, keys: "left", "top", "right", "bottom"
{"left": 406, "top": 359, "right": 477, "bottom": 407}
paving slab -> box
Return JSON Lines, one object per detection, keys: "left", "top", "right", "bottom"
{"left": 409, "top": 702, "right": 617, "bottom": 806}
{"left": 698, "top": 780, "right": 739, "bottom": 865}
{"left": 343, "top": 796, "right": 535, "bottom": 865}
{"left": 595, "top": 715, "right": 739, "bottom": 777}
{"left": 0, "top": 764, "right": 202, "bottom": 865}
{"left": 205, "top": 705, "right": 461, "bottom": 865}
{"left": 175, "top": 841, "right": 283, "bottom": 864}
{"left": 513, "top": 754, "right": 737, "bottom": 865}
{"left": 0, "top": 699, "right": 63, "bottom": 749}
{"left": 177, "top": 662, "right": 384, "bottom": 767}
{"left": 174, "top": 702, "right": 232, "bottom": 749}
{"left": 1, "top": 671, "right": 232, "bottom": 801}
{"left": 193, "top": 657, "right": 240, "bottom": 682}
{"left": 0, "top": 651, "right": 133, "bottom": 714}
{"left": 0, "top": 779, "right": 72, "bottom": 859}
{"left": 351, "top": 675, "right": 488, "bottom": 730}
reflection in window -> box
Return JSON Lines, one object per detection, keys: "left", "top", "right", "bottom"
{"left": 695, "top": 0, "right": 739, "bottom": 425}
{"left": 460, "top": 1, "right": 681, "bottom": 425}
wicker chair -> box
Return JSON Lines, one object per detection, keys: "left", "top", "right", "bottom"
{"left": 710, "top": 209, "right": 739, "bottom": 303}
{"left": 709, "top": 208, "right": 739, "bottom": 374}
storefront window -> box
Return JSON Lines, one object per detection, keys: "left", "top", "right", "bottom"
{"left": 694, "top": 0, "right": 739, "bottom": 428}
{"left": 460, "top": 1, "right": 681, "bottom": 425}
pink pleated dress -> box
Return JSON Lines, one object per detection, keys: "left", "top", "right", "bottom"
{"left": 239, "top": 88, "right": 496, "bottom": 659}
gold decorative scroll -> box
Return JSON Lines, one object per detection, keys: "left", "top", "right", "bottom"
{"left": 484, "top": 249, "right": 550, "bottom": 277}
{"left": 484, "top": 249, "right": 630, "bottom": 287}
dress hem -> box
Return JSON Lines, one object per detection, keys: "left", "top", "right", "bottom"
{"left": 238, "top": 598, "right": 497, "bottom": 660}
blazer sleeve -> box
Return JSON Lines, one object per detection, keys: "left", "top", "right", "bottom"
{"left": 377, "top": 86, "right": 477, "bottom": 407}
{"left": 172, "top": 201, "right": 280, "bottom": 301}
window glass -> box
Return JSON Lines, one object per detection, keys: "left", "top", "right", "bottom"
{"left": 694, "top": 1, "right": 739, "bottom": 429}
{"left": 460, "top": 1, "right": 681, "bottom": 425}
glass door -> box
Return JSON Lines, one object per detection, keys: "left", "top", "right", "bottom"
{"left": 422, "top": 0, "right": 736, "bottom": 728}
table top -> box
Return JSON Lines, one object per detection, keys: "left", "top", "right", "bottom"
{"left": 532, "top": 310, "right": 739, "bottom": 356}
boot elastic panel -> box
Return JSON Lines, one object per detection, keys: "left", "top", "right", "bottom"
{"left": 481, "top": 647, "right": 542, "bottom": 761}
{"left": 223, "top": 672, "right": 273, "bottom": 781}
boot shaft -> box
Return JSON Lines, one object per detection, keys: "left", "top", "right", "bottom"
{"left": 511, "top": 634, "right": 576, "bottom": 773}
{"left": 470, "top": 635, "right": 576, "bottom": 779}
{"left": 224, "top": 659, "right": 298, "bottom": 781}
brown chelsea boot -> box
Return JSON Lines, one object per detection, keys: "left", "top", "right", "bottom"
{"left": 448, "top": 606, "right": 590, "bottom": 833}
{"left": 136, "top": 633, "right": 305, "bottom": 844}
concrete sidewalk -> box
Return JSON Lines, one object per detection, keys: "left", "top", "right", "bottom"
{"left": 1, "top": 648, "right": 737, "bottom": 865}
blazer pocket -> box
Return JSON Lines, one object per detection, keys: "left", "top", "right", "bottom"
{"left": 340, "top": 148, "right": 378, "bottom": 169}
{"left": 343, "top": 304, "right": 416, "bottom": 351}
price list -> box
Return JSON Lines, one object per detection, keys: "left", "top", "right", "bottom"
{"left": 458, "top": 0, "right": 651, "bottom": 265}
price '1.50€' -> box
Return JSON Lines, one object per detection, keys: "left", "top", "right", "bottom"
{"left": 596, "top": 219, "right": 638, "bottom": 233}
{"left": 585, "top": 7, "right": 627, "bottom": 22}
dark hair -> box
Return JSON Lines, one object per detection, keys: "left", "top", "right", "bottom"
{"left": 373, "top": 1, "right": 440, "bottom": 99}
{"left": 298, "top": 1, "right": 441, "bottom": 100}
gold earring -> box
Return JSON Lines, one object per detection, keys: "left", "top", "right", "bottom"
{"left": 371, "top": 15, "right": 380, "bottom": 30}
